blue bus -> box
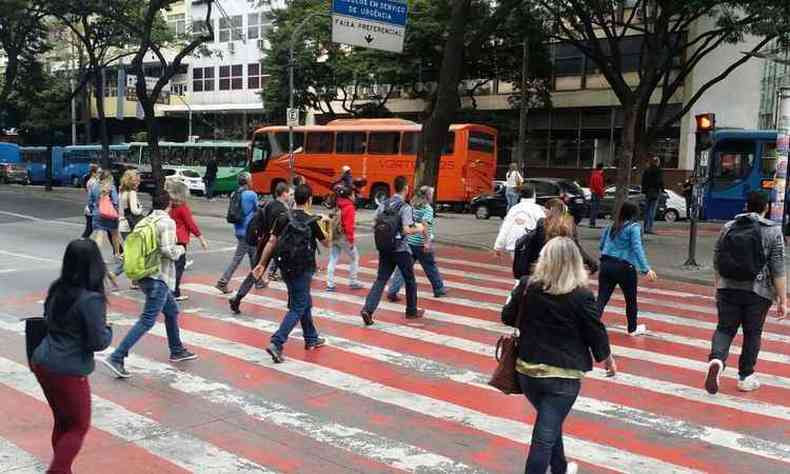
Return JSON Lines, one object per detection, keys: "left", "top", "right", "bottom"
{"left": 704, "top": 129, "right": 779, "bottom": 220}
{"left": 20, "top": 146, "right": 64, "bottom": 185}
{"left": 61, "top": 144, "right": 137, "bottom": 187}
{"left": 0, "top": 142, "right": 20, "bottom": 164}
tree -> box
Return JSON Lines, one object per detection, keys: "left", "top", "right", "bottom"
{"left": 534, "top": 0, "right": 790, "bottom": 211}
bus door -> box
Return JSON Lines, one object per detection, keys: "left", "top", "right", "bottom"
{"left": 464, "top": 130, "right": 497, "bottom": 202}
{"left": 51, "top": 147, "right": 64, "bottom": 184}
{"left": 705, "top": 139, "right": 759, "bottom": 220}
{"left": 250, "top": 133, "right": 274, "bottom": 193}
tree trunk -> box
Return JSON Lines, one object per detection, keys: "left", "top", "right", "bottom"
{"left": 613, "top": 102, "right": 639, "bottom": 217}
{"left": 414, "top": 0, "right": 471, "bottom": 191}
{"left": 516, "top": 38, "right": 529, "bottom": 170}
{"left": 81, "top": 85, "right": 92, "bottom": 143}
{"left": 94, "top": 68, "right": 112, "bottom": 170}
{"left": 141, "top": 99, "right": 163, "bottom": 198}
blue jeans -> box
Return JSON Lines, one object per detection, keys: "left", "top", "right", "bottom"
{"left": 111, "top": 278, "right": 185, "bottom": 362}
{"left": 519, "top": 375, "right": 581, "bottom": 474}
{"left": 326, "top": 238, "right": 360, "bottom": 288}
{"left": 271, "top": 272, "right": 319, "bottom": 349}
{"left": 506, "top": 189, "right": 520, "bottom": 211}
{"left": 589, "top": 194, "right": 601, "bottom": 227}
{"left": 363, "top": 251, "right": 418, "bottom": 316}
{"left": 389, "top": 245, "right": 445, "bottom": 296}
{"left": 644, "top": 197, "right": 659, "bottom": 233}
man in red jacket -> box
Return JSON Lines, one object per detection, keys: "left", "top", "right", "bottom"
{"left": 588, "top": 163, "right": 605, "bottom": 228}
{"left": 326, "top": 186, "right": 363, "bottom": 291}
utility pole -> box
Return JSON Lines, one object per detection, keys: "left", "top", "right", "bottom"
{"left": 684, "top": 113, "right": 715, "bottom": 267}
{"left": 516, "top": 37, "right": 530, "bottom": 173}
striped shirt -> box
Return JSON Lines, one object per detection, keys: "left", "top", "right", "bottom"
{"left": 407, "top": 205, "right": 434, "bottom": 247}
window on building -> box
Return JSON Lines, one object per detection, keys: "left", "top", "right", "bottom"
{"left": 336, "top": 132, "right": 367, "bottom": 154}
{"left": 168, "top": 13, "right": 186, "bottom": 37}
{"left": 219, "top": 65, "right": 244, "bottom": 90}
{"left": 191, "top": 20, "right": 215, "bottom": 41}
{"left": 305, "top": 132, "right": 334, "bottom": 153}
{"left": 219, "top": 15, "right": 243, "bottom": 42}
{"left": 368, "top": 132, "right": 400, "bottom": 155}
{"left": 192, "top": 67, "right": 215, "bottom": 92}
{"left": 247, "top": 12, "right": 262, "bottom": 40}
{"left": 248, "top": 63, "right": 263, "bottom": 89}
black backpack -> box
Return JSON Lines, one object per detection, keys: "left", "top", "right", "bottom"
{"left": 374, "top": 198, "right": 404, "bottom": 253}
{"left": 512, "top": 219, "right": 545, "bottom": 279}
{"left": 245, "top": 201, "right": 271, "bottom": 246}
{"left": 716, "top": 217, "right": 766, "bottom": 282}
{"left": 273, "top": 212, "right": 319, "bottom": 278}
{"left": 226, "top": 189, "right": 244, "bottom": 224}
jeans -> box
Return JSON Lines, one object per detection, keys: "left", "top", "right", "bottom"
{"left": 597, "top": 256, "right": 639, "bottom": 332}
{"left": 519, "top": 375, "right": 580, "bottom": 474}
{"left": 111, "top": 278, "right": 185, "bottom": 362}
{"left": 363, "top": 251, "right": 418, "bottom": 315}
{"left": 32, "top": 364, "right": 91, "bottom": 474}
{"left": 506, "top": 189, "right": 520, "bottom": 211}
{"left": 174, "top": 253, "right": 187, "bottom": 297}
{"left": 326, "top": 238, "right": 360, "bottom": 288}
{"left": 205, "top": 179, "right": 215, "bottom": 199}
{"left": 589, "top": 194, "right": 601, "bottom": 227}
{"left": 389, "top": 245, "right": 445, "bottom": 296}
{"left": 644, "top": 197, "right": 659, "bottom": 233}
{"left": 219, "top": 237, "right": 256, "bottom": 285}
{"left": 710, "top": 289, "right": 772, "bottom": 378}
{"left": 271, "top": 272, "right": 319, "bottom": 349}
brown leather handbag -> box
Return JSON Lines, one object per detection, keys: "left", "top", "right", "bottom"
{"left": 489, "top": 290, "right": 526, "bottom": 395}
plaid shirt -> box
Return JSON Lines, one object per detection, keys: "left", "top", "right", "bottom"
{"left": 143, "top": 210, "right": 185, "bottom": 289}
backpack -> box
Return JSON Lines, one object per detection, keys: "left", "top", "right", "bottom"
{"left": 245, "top": 200, "right": 271, "bottom": 246}
{"left": 273, "top": 212, "right": 319, "bottom": 278}
{"left": 512, "top": 219, "right": 545, "bottom": 279}
{"left": 716, "top": 217, "right": 767, "bottom": 282}
{"left": 374, "top": 199, "right": 404, "bottom": 253}
{"left": 226, "top": 189, "right": 244, "bottom": 224}
{"left": 123, "top": 216, "right": 162, "bottom": 281}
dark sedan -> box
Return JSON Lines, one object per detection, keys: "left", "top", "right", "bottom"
{"left": 0, "top": 162, "right": 30, "bottom": 184}
{"left": 471, "top": 178, "right": 588, "bottom": 223}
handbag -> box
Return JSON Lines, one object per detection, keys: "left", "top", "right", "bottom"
{"left": 124, "top": 207, "right": 142, "bottom": 231}
{"left": 23, "top": 317, "right": 47, "bottom": 368}
{"left": 489, "top": 288, "right": 527, "bottom": 395}
{"left": 99, "top": 194, "right": 119, "bottom": 221}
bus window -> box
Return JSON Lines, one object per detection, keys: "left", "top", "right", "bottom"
{"left": 229, "top": 147, "right": 247, "bottom": 167}
{"left": 469, "top": 131, "right": 495, "bottom": 153}
{"left": 402, "top": 132, "right": 419, "bottom": 155}
{"left": 761, "top": 142, "right": 778, "bottom": 177}
{"left": 305, "top": 132, "right": 334, "bottom": 153}
{"left": 712, "top": 140, "right": 754, "bottom": 191}
{"left": 443, "top": 132, "right": 455, "bottom": 155}
{"left": 336, "top": 132, "right": 367, "bottom": 154}
{"left": 250, "top": 134, "right": 272, "bottom": 172}
{"left": 272, "top": 131, "right": 304, "bottom": 156}
{"left": 368, "top": 132, "right": 400, "bottom": 155}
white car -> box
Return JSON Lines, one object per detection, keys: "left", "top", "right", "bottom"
{"left": 164, "top": 168, "right": 206, "bottom": 195}
{"left": 662, "top": 189, "right": 688, "bottom": 222}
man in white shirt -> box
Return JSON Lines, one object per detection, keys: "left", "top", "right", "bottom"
{"left": 494, "top": 184, "right": 545, "bottom": 256}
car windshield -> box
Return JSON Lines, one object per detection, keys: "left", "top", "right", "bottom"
{"left": 559, "top": 181, "right": 583, "bottom": 195}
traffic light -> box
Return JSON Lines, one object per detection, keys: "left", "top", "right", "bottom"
{"left": 695, "top": 113, "right": 716, "bottom": 151}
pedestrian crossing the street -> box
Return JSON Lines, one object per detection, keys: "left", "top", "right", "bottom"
{"left": 0, "top": 246, "right": 789, "bottom": 473}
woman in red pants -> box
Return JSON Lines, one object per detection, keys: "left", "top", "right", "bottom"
{"left": 31, "top": 239, "right": 113, "bottom": 473}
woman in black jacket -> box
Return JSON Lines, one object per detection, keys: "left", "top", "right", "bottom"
{"left": 516, "top": 237, "right": 615, "bottom": 474}
{"left": 31, "top": 239, "right": 113, "bottom": 474}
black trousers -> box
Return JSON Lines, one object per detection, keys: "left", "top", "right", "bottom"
{"left": 174, "top": 253, "right": 187, "bottom": 297}
{"left": 710, "top": 289, "right": 772, "bottom": 378}
{"left": 233, "top": 249, "right": 263, "bottom": 304}
{"left": 363, "top": 251, "right": 418, "bottom": 315}
{"left": 597, "top": 257, "right": 639, "bottom": 333}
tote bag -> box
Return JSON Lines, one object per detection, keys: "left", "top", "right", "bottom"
{"left": 99, "top": 194, "right": 119, "bottom": 221}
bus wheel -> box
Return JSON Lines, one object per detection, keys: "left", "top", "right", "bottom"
{"left": 371, "top": 185, "right": 389, "bottom": 208}
{"left": 72, "top": 176, "right": 81, "bottom": 188}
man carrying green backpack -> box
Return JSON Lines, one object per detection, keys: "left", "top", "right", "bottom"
{"left": 102, "top": 193, "right": 198, "bottom": 378}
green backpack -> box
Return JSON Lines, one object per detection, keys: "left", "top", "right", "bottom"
{"left": 123, "top": 216, "right": 162, "bottom": 281}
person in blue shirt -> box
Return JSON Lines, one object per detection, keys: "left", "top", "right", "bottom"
{"left": 596, "top": 200, "right": 658, "bottom": 336}
{"left": 216, "top": 172, "right": 259, "bottom": 294}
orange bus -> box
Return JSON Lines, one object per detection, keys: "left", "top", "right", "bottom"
{"left": 248, "top": 119, "right": 497, "bottom": 206}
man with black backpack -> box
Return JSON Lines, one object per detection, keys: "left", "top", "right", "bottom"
{"left": 360, "top": 176, "right": 425, "bottom": 326}
{"left": 229, "top": 182, "right": 291, "bottom": 314}
{"left": 216, "top": 172, "right": 258, "bottom": 294}
{"left": 253, "top": 184, "right": 328, "bottom": 363}
{"left": 705, "top": 191, "right": 786, "bottom": 395}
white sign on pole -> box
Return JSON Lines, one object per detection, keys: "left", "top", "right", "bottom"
{"left": 331, "top": 0, "right": 409, "bottom": 54}
{"left": 286, "top": 108, "right": 299, "bottom": 128}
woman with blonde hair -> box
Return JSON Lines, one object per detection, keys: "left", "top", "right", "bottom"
{"left": 507, "top": 237, "right": 615, "bottom": 474}
{"left": 118, "top": 169, "right": 143, "bottom": 240}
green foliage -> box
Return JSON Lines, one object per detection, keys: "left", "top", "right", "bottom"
{"left": 0, "top": 1, "right": 50, "bottom": 107}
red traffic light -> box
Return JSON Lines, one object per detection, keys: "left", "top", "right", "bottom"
{"left": 695, "top": 113, "right": 716, "bottom": 131}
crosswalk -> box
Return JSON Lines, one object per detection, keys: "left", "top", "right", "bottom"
{"left": 0, "top": 246, "right": 788, "bottom": 473}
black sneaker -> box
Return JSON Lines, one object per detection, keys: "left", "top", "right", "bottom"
{"left": 170, "top": 350, "right": 198, "bottom": 363}
{"left": 102, "top": 357, "right": 131, "bottom": 379}
{"left": 386, "top": 293, "right": 401, "bottom": 303}
{"left": 229, "top": 298, "right": 241, "bottom": 315}
{"left": 434, "top": 289, "right": 448, "bottom": 298}
{"left": 360, "top": 309, "right": 374, "bottom": 326}
{"left": 215, "top": 282, "right": 231, "bottom": 294}
{"left": 305, "top": 337, "right": 326, "bottom": 350}
{"left": 266, "top": 343, "right": 284, "bottom": 363}
{"left": 405, "top": 309, "right": 425, "bottom": 320}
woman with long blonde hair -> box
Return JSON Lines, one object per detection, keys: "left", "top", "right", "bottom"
{"left": 119, "top": 169, "right": 143, "bottom": 240}
{"left": 512, "top": 237, "right": 615, "bottom": 474}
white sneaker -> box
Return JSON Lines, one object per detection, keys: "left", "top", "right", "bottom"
{"left": 185, "top": 259, "right": 194, "bottom": 270}
{"left": 705, "top": 359, "right": 723, "bottom": 394}
{"left": 566, "top": 462, "right": 579, "bottom": 474}
{"left": 174, "top": 295, "right": 189, "bottom": 302}
{"left": 628, "top": 324, "right": 647, "bottom": 336}
{"left": 737, "top": 374, "right": 761, "bottom": 392}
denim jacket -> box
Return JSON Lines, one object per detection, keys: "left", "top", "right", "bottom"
{"left": 600, "top": 221, "right": 650, "bottom": 273}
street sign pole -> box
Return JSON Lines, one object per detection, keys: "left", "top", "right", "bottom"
{"left": 684, "top": 152, "right": 705, "bottom": 267}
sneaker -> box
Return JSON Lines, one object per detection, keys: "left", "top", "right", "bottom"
{"left": 130, "top": 282, "right": 139, "bottom": 290}
{"left": 215, "top": 282, "right": 231, "bottom": 294}
{"left": 325, "top": 285, "right": 336, "bottom": 292}
{"left": 434, "top": 289, "right": 448, "bottom": 298}
{"left": 349, "top": 282, "right": 365, "bottom": 290}
{"left": 229, "top": 298, "right": 241, "bottom": 315}
{"left": 405, "top": 309, "right": 425, "bottom": 320}
{"left": 566, "top": 462, "right": 579, "bottom": 474}
{"left": 268, "top": 272, "right": 280, "bottom": 282}
{"left": 360, "top": 309, "right": 374, "bottom": 326}
{"left": 169, "top": 350, "right": 198, "bottom": 363}
{"left": 185, "top": 259, "right": 194, "bottom": 270}
{"left": 255, "top": 280, "right": 268, "bottom": 290}
{"left": 305, "top": 337, "right": 326, "bottom": 350}
{"left": 101, "top": 357, "right": 131, "bottom": 379}
{"left": 628, "top": 324, "right": 647, "bottom": 336}
{"left": 705, "top": 359, "right": 724, "bottom": 394}
{"left": 737, "top": 374, "right": 761, "bottom": 392}
{"left": 386, "top": 293, "right": 401, "bottom": 303}
{"left": 174, "top": 295, "right": 189, "bottom": 302}
{"left": 266, "top": 343, "right": 284, "bottom": 363}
